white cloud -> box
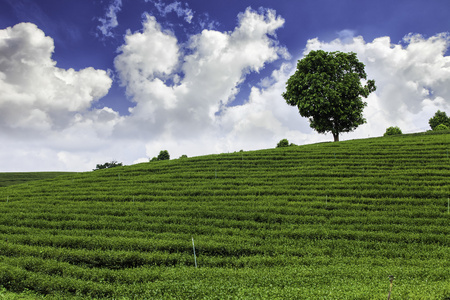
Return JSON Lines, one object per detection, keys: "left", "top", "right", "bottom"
{"left": 0, "top": 23, "right": 113, "bottom": 134}
{"left": 148, "top": 0, "right": 194, "bottom": 23}
{"left": 0, "top": 22, "right": 118, "bottom": 171}
{"left": 337, "top": 29, "right": 356, "bottom": 44}
{"left": 97, "top": 0, "right": 122, "bottom": 38}
{"left": 2, "top": 9, "right": 290, "bottom": 171}
{"left": 198, "top": 13, "right": 220, "bottom": 31}
{"left": 114, "top": 7, "right": 288, "bottom": 159}
{"left": 115, "top": 14, "right": 180, "bottom": 91}
{"left": 217, "top": 63, "right": 319, "bottom": 151}
{"left": 2, "top": 10, "right": 450, "bottom": 172}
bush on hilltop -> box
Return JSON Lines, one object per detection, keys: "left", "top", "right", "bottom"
{"left": 150, "top": 150, "right": 170, "bottom": 162}
{"left": 384, "top": 126, "right": 402, "bottom": 136}
{"left": 94, "top": 161, "right": 123, "bottom": 170}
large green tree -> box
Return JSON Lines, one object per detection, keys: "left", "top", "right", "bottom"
{"left": 428, "top": 110, "right": 450, "bottom": 130}
{"left": 282, "top": 50, "right": 376, "bottom": 142}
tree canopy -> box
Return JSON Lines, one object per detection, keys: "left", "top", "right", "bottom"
{"left": 282, "top": 50, "right": 376, "bottom": 142}
{"left": 157, "top": 150, "right": 170, "bottom": 161}
{"left": 429, "top": 110, "right": 450, "bottom": 130}
{"left": 384, "top": 126, "right": 402, "bottom": 136}
{"left": 276, "top": 139, "right": 289, "bottom": 148}
{"left": 150, "top": 150, "right": 170, "bottom": 162}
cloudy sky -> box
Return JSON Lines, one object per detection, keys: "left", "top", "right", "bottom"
{"left": 1, "top": 0, "right": 449, "bottom": 171}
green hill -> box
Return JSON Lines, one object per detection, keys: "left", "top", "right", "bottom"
{"left": 0, "top": 133, "right": 449, "bottom": 299}
{"left": 0, "top": 172, "right": 74, "bottom": 188}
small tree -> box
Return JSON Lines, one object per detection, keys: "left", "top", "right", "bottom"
{"left": 384, "top": 126, "right": 402, "bottom": 136}
{"left": 149, "top": 150, "right": 170, "bottom": 162}
{"left": 157, "top": 150, "right": 170, "bottom": 161}
{"left": 94, "top": 160, "right": 122, "bottom": 170}
{"left": 282, "top": 50, "right": 376, "bottom": 142}
{"left": 277, "top": 139, "right": 290, "bottom": 148}
{"left": 429, "top": 110, "right": 450, "bottom": 130}
{"left": 179, "top": 154, "right": 188, "bottom": 159}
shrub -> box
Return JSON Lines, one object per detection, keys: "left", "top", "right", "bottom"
{"left": 276, "top": 139, "right": 289, "bottom": 148}
{"left": 434, "top": 124, "right": 449, "bottom": 131}
{"left": 149, "top": 151, "right": 170, "bottom": 162}
{"left": 179, "top": 155, "right": 188, "bottom": 159}
{"left": 384, "top": 126, "right": 402, "bottom": 136}
{"left": 94, "top": 161, "right": 123, "bottom": 171}
{"left": 157, "top": 150, "right": 170, "bottom": 161}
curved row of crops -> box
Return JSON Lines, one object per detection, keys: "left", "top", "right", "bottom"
{"left": 0, "top": 132, "right": 449, "bottom": 299}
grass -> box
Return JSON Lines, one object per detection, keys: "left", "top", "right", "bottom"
{"left": 0, "top": 131, "right": 449, "bottom": 299}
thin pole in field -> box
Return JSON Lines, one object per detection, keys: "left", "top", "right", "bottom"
{"left": 192, "top": 237, "right": 198, "bottom": 268}
{"left": 387, "top": 275, "right": 394, "bottom": 300}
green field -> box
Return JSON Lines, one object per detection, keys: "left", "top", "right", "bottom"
{"left": 0, "top": 133, "right": 449, "bottom": 299}
{"left": 0, "top": 172, "right": 74, "bottom": 188}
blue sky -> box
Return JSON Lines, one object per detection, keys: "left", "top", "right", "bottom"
{"left": 1, "top": 0, "right": 450, "bottom": 171}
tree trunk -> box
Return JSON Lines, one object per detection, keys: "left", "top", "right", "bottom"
{"left": 333, "top": 132, "right": 339, "bottom": 142}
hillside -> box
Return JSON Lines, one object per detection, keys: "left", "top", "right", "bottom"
{"left": 0, "top": 133, "right": 449, "bottom": 299}
{"left": 0, "top": 172, "right": 74, "bottom": 188}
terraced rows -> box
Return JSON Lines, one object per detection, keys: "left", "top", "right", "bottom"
{"left": 0, "top": 133, "right": 449, "bottom": 299}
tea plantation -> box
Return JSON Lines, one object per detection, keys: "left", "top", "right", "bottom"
{"left": 0, "top": 172, "right": 73, "bottom": 188}
{"left": 0, "top": 133, "right": 449, "bottom": 299}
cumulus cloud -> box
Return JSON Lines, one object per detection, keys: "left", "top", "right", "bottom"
{"left": 97, "top": 0, "right": 122, "bottom": 38}
{"left": 0, "top": 23, "right": 113, "bottom": 135}
{"left": 0, "top": 22, "right": 119, "bottom": 171}
{"left": 0, "top": 9, "right": 291, "bottom": 171}
{"left": 217, "top": 64, "right": 318, "bottom": 152}
{"left": 114, "top": 7, "right": 288, "bottom": 158}
{"left": 2, "top": 8, "right": 450, "bottom": 172}
{"left": 115, "top": 14, "right": 180, "bottom": 90}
